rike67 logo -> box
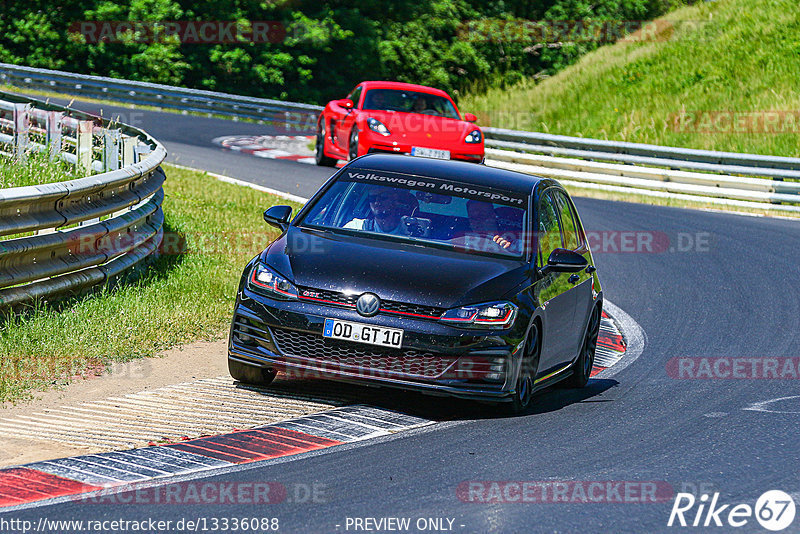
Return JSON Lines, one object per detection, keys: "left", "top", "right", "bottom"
{"left": 668, "top": 490, "right": 796, "bottom": 531}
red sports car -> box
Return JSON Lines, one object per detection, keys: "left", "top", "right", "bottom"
{"left": 315, "top": 81, "right": 484, "bottom": 166}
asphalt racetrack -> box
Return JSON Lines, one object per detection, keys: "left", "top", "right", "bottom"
{"left": 4, "top": 94, "right": 800, "bottom": 533}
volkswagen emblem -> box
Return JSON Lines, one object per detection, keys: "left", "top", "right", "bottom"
{"left": 356, "top": 293, "right": 381, "bottom": 317}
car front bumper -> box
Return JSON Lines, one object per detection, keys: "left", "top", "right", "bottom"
{"left": 360, "top": 132, "right": 484, "bottom": 163}
{"left": 228, "top": 288, "right": 523, "bottom": 402}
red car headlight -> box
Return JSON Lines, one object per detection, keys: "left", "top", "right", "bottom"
{"left": 367, "top": 118, "right": 391, "bottom": 137}
{"left": 464, "top": 129, "right": 483, "bottom": 143}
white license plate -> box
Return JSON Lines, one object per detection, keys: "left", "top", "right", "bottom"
{"left": 411, "top": 147, "right": 450, "bottom": 160}
{"left": 323, "top": 318, "right": 404, "bottom": 348}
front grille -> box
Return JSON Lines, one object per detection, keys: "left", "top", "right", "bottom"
{"left": 380, "top": 300, "right": 444, "bottom": 318}
{"left": 298, "top": 287, "right": 358, "bottom": 307}
{"left": 297, "top": 286, "right": 445, "bottom": 319}
{"left": 271, "top": 327, "right": 456, "bottom": 379}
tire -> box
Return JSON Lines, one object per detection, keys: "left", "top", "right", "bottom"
{"left": 564, "top": 304, "right": 601, "bottom": 388}
{"left": 315, "top": 121, "right": 336, "bottom": 167}
{"left": 504, "top": 322, "right": 541, "bottom": 415}
{"left": 228, "top": 358, "right": 277, "bottom": 386}
{"left": 348, "top": 128, "right": 360, "bottom": 161}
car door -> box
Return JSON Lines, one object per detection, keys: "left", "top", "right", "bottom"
{"left": 534, "top": 189, "right": 576, "bottom": 376}
{"left": 333, "top": 85, "right": 362, "bottom": 152}
{"left": 552, "top": 189, "right": 594, "bottom": 363}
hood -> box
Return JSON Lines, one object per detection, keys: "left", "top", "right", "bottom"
{"left": 364, "top": 110, "right": 478, "bottom": 146}
{"left": 261, "top": 227, "right": 526, "bottom": 309}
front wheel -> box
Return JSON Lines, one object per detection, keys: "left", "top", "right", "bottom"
{"left": 564, "top": 305, "right": 601, "bottom": 388}
{"left": 504, "top": 323, "right": 540, "bottom": 415}
{"left": 228, "top": 358, "right": 277, "bottom": 386}
{"left": 315, "top": 122, "right": 336, "bottom": 167}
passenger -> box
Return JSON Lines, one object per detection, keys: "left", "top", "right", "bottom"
{"left": 466, "top": 200, "right": 513, "bottom": 249}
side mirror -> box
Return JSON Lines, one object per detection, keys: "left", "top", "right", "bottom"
{"left": 540, "top": 248, "right": 588, "bottom": 276}
{"left": 337, "top": 98, "right": 354, "bottom": 110}
{"left": 463, "top": 112, "right": 477, "bottom": 123}
{"left": 263, "top": 205, "right": 293, "bottom": 231}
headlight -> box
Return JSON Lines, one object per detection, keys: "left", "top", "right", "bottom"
{"left": 367, "top": 117, "right": 391, "bottom": 136}
{"left": 248, "top": 263, "right": 298, "bottom": 300}
{"left": 464, "top": 129, "right": 482, "bottom": 143}
{"left": 440, "top": 301, "right": 517, "bottom": 329}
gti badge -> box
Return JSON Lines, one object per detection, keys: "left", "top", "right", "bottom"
{"left": 356, "top": 293, "right": 381, "bottom": 317}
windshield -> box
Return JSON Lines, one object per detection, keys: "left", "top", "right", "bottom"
{"left": 299, "top": 170, "right": 528, "bottom": 259}
{"left": 362, "top": 89, "right": 461, "bottom": 120}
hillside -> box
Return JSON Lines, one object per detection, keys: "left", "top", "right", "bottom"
{"left": 461, "top": 0, "right": 800, "bottom": 157}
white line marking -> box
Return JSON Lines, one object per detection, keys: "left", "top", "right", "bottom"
{"left": 743, "top": 395, "right": 800, "bottom": 414}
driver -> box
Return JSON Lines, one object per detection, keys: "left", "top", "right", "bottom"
{"left": 366, "top": 90, "right": 387, "bottom": 110}
{"left": 344, "top": 187, "right": 411, "bottom": 236}
{"left": 412, "top": 96, "right": 428, "bottom": 113}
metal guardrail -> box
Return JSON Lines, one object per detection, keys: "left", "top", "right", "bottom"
{"left": 2, "top": 63, "right": 798, "bottom": 214}
{"left": 481, "top": 127, "right": 800, "bottom": 213}
{"left": 0, "top": 90, "right": 166, "bottom": 308}
{"left": 0, "top": 62, "right": 322, "bottom": 132}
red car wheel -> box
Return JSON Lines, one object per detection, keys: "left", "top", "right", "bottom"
{"left": 349, "top": 128, "right": 360, "bottom": 160}
{"left": 315, "top": 120, "right": 337, "bottom": 167}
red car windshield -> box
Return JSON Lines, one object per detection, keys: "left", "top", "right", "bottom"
{"left": 362, "top": 89, "right": 460, "bottom": 120}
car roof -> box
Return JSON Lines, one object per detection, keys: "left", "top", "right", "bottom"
{"left": 347, "top": 154, "right": 544, "bottom": 195}
{"left": 359, "top": 81, "right": 451, "bottom": 99}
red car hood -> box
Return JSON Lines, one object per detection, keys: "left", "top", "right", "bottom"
{"left": 364, "top": 110, "right": 476, "bottom": 146}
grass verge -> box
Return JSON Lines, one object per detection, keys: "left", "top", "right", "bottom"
{"left": 0, "top": 163, "right": 302, "bottom": 405}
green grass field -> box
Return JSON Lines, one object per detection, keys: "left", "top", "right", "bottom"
{"left": 461, "top": 0, "right": 800, "bottom": 158}
{"left": 0, "top": 164, "right": 302, "bottom": 404}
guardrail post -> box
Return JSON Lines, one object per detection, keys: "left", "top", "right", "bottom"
{"left": 121, "top": 135, "right": 138, "bottom": 167}
{"left": 46, "top": 111, "right": 63, "bottom": 161}
{"left": 13, "top": 103, "right": 31, "bottom": 161}
{"left": 76, "top": 119, "right": 94, "bottom": 175}
{"left": 103, "top": 128, "right": 121, "bottom": 171}
{"left": 134, "top": 144, "right": 152, "bottom": 163}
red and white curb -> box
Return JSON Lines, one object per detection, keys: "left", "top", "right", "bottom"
{"left": 592, "top": 310, "right": 627, "bottom": 377}
{"left": 0, "top": 406, "right": 431, "bottom": 509}
{"left": 212, "top": 135, "right": 317, "bottom": 164}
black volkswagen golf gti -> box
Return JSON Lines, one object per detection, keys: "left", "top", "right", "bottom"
{"left": 228, "top": 154, "right": 602, "bottom": 413}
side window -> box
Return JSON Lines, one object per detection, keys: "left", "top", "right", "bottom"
{"left": 554, "top": 191, "right": 580, "bottom": 250}
{"left": 348, "top": 86, "right": 363, "bottom": 108}
{"left": 537, "top": 191, "right": 562, "bottom": 266}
